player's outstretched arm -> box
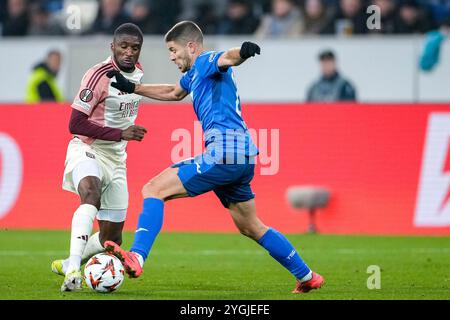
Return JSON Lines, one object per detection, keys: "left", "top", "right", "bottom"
{"left": 134, "top": 83, "right": 188, "bottom": 101}
{"left": 106, "top": 70, "right": 187, "bottom": 101}
{"left": 218, "top": 41, "right": 261, "bottom": 69}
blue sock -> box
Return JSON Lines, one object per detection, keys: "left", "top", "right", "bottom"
{"left": 130, "top": 198, "right": 164, "bottom": 261}
{"left": 257, "top": 228, "right": 311, "bottom": 280}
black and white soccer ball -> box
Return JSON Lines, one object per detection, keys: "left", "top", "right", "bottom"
{"left": 84, "top": 253, "right": 125, "bottom": 293}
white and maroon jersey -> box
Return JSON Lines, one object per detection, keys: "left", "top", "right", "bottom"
{"left": 71, "top": 56, "right": 144, "bottom": 162}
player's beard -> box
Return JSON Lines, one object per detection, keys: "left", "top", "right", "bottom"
{"left": 114, "top": 54, "right": 136, "bottom": 73}
{"left": 181, "top": 57, "right": 191, "bottom": 73}
{"left": 118, "top": 61, "right": 135, "bottom": 73}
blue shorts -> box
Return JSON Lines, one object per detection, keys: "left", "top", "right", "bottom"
{"left": 172, "top": 153, "right": 256, "bottom": 208}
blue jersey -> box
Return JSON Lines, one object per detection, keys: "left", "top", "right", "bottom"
{"left": 180, "top": 51, "right": 258, "bottom": 158}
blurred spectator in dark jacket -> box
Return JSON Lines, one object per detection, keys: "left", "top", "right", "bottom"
{"left": 151, "top": 0, "right": 181, "bottom": 33}
{"left": 192, "top": 2, "right": 219, "bottom": 34}
{"left": 28, "top": 0, "right": 65, "bottom": 36}
{"left": 2, "top": 0, "right": 29, "bottom": 36}
{"left": 423, "top": 0, "right": 450, "bottom": 25}
{"left": 323, "top": 0, "right": 368, "bottom": 35}
{"left": 0, "top": 0, "right": 7, "bottom": 25}
{"left": 302, "top": 0, "right": 334, "bottom": 34}
{"left": 45, "top": 0, "right": 63, "bottom": 13}
{"left": 255, "top": 0, "right": 304, "bottom": 38}
{"left": 368, "top": 0, "right": 398, "bottom": 34}
{"left": 395, "top": 0, "right": 436, "bottom": 34}
{"left": 217, "top": 0, "right": 260, "bottom": 35}
{"left": 307, "top": 50, "right": 357, "bottom": 102}
{"left": 257, "top": 0, "right": 272, "bottom": 13}
{"left": 127, "top": 0, "right": 165, "bottom": 34}
{"left": 87, "top": 0, "right": 129, "bottom": 35}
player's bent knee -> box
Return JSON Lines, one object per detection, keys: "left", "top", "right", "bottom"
{"left": 237, "top": 226, "right": 257, "bottom": 240}
{"left": 236, "top": 222, "right": 267, "bottom": 241}
{"left": 79, "top": 187, "right": 101, "bottom": 209}
{"left": 141, "top": 180, "right": 163, "bottom": 199}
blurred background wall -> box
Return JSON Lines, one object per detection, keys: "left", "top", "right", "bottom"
{"left": 1, "top": 36, "right": 450, "bottom": 102}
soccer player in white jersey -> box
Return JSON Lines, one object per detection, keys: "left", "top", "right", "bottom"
{"left": 52, "top": 23, "right": 148, "bottom": 292}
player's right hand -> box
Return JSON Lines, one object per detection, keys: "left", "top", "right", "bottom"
{"left": 106, "top": 70, "right": 136, "bottom": 93}
{"left": 121, "top": 125, "right": 147, "bottom": 141}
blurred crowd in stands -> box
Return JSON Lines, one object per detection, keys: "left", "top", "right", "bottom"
{"left": 1, "top": 0, "right": 449, "bottom": 37}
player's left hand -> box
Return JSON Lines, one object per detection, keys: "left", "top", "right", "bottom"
{"left": 239, "top": 42, "right": 261, "bottom": 60}
{"left": 121, "top": 124, "right": 147, "bottom": 141}
{"left": 106, "top": 70, "right": 135, "bottom": 93}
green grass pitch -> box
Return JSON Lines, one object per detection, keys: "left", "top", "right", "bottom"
{"left": 0, "top": 230, "right": 449, "bottom": 300}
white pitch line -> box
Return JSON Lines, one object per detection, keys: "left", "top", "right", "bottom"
{"left": 332, "top": 248, "right": 450, "bottom": 254}
{"left": 0, "top": 248, "right": 449, "bottom": 257}
{"left": 0, "top": 250, "right": 264, "bottom": 257}
{"left": 0, "top": 250, "right": 67, "bottom": 256}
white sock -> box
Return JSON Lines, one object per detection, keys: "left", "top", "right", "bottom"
{"left": 62, "top": 259, "right": 69, "bottom": 274}
{"left": 300, "top": 270, "right": 313, "bottom": 282}
{"left": 81, "top": 232, "right": 104, "bottom": 264}
{"left": 135, "top": 252, "right": 144, "bottom": 268}
{"left": 66, "top": 204, "right": 98, "bottom": 274}
{"left": 62, "top": 232, "right": 104, "bottom": 274}
{"left": 67, "top": 255, "right": 81, "bottom": 274}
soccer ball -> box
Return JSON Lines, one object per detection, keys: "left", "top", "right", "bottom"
{"left": 84, "top": 253, "right": 125, "bottom": 293}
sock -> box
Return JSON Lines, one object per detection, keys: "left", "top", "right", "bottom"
{"left": 62, "top": 232, "right": 103, "bottom": 274}
{"left": 81, "top": 231, "right": 104, "bottom": 263}
{"left": 62, "top": 259, "right": 69, "bottom": 274}
{"left": 135, "top": 252, "right": 144, "bottom": 267}
{"left": 66, "top": 204, "right": 98, "bottom": 273}
{"left": 257, "top": 228, "right": 311, "bottom": 281}
{"left": 300, "top": 270, "right": 313, "bottom": 282}
{"left": 130, "top": 198, "right": 164, "bottom": 261}
{"left": 67, "top": 255, "right": 81, "bottom": 274}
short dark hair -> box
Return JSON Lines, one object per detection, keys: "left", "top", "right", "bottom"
{"left": 114, "top": 23, "right": 144, "bottom": 43}
{"left": 318, "top": 50, "right": 335, "bottom": 61}
{"left": 164, "top": 21, "right": 203, "bottom": 45}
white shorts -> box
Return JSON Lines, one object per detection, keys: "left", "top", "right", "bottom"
{"left": 62, "top": 138, "right": 128, "bottom": 221}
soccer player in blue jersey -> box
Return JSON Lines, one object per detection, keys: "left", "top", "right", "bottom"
{"left": 105, "top": 21, "right": 324, "bottom": 293}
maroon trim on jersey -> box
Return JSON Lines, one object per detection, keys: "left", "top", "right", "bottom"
{"left": 111, "top": 57, "right": 121, "bottom": 70}
{"left": 86, "top": 63, "right": 113, "bottom": 89}
{"left": 135, "top": 61, "right": 143, "bottom": 71}
{"left": 88, "top": 67, "right": 114, "bottom": 91}
{"left": 69, "top": 109, "right": 122, "bottom": 142}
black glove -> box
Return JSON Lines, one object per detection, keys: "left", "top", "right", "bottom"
{"left": 106, "top": 70, "right": 135, "bottom": 93}
{"left": 239, "top": 41, "right": 261, "bottom": 60}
